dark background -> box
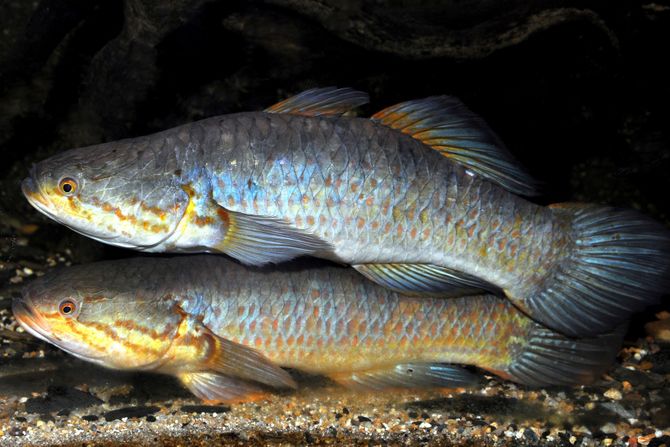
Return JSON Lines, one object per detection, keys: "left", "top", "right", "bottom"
{"left": 0, "top": 0, "right": 668, "bottom": 327}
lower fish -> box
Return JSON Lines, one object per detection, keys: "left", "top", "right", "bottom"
{"left": 14, "top": 256, "right": 622, "bottom": 402}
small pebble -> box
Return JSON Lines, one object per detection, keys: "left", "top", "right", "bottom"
{"left": 604, "top": 388, "right": 622, "bottom": 400}
{"left": 600, "top": 422, "right": 617, "bottom": 434}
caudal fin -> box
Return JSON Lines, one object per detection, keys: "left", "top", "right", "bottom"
{"left": 519, "top": 203, "right": 670, "bottom": 337}
{"left": 505, "top": 322, "right": 625, "bottom": 386}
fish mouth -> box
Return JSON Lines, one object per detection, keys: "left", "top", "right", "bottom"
{"left": 12, "top": 298, "right": 107, "bottom": 362}
{"left": 22, "top": 176, "right": 53, "bottom": 215}
{"left": 12, "top": 298, "right": 55, "bottom": 345}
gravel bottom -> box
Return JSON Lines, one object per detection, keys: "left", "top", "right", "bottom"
{"left": 1, "top": 227, "right": 669, "bottom": 446}
{"left": 0, "top": 349, "right": 669, "bottom": 447}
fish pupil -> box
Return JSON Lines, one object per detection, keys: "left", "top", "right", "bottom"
{"left": 62, "top": 183, "right": 72, "bottom": 193}
{"left": 59, "top": 300, "right": 76, "bottom": 315}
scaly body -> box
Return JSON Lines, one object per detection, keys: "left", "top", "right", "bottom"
{"left": 15, "top": 256, "right": 621, "bottom": 402}
{"left": 22, "top": 88, "right": 670, "bottom": 336}
{"left": 166, "top": 113, "right": 566, "bottom": 290}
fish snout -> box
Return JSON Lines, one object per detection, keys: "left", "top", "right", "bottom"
{"left": 12, "top": 297, "right": 57, "bottom": 344}
{"left": 21, "top": 175, "right": 51, "bottom": 210}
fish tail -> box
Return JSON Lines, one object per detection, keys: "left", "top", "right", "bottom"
{"left": 504, "top": 321, "right": 626, "bottom": 386}
{"left": 515, "top": 203, "right": 670, "bottom": 337}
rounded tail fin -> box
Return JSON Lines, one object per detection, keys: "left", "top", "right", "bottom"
{"left": 518, "top": 203, "right": 670, "bottom": 337}
{"left": 506, "top": 322, "right": 626, "bottom": 386}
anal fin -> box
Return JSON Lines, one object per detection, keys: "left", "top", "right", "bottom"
{"left": 353, "top": 263, "right": 497, "bottom": 297}
{"left": 329, "top": 363, "right": 479, "bottom": 391}
{"left": 218, "top": 208, "right": 334, "bottom": 266}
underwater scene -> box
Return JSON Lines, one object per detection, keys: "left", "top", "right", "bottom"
{"left": 1, "top": 1, "right": 669, "bottom": 446}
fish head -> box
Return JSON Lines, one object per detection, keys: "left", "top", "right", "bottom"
{"left": 22, "top": 139, "right": 190, "bottom": 250}
{"left": 14, "top": 262, "right": 183, "bottom": 371}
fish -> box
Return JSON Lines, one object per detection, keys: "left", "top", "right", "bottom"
{"left": 14, "top": 256, "right": 623, "bottom": 403}
{"left": 22, "top": 87, "right": 670, "bottom": 337}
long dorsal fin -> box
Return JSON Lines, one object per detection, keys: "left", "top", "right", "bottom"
{"left": 265, "top": 87, "right": 369, "bottom": 117}
{"left": 371, "top": 96, "right": 539, "bottom": 196}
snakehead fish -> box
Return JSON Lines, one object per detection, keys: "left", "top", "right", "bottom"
{"left": 22, "top": 87, "right": 670, "bottom": 337}
{"left": 14, "top": 256, "right": 622, "bottom": 402}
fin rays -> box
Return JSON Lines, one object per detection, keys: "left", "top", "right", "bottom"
{"left": 372, "top": 96, "right": 539, "bottom": 196}
{"left": 516, "top": 204, "right": 670, "bottom": 337}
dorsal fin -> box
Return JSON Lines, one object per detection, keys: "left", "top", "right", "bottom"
{"left": 265, "top": 87, "right": 369, "bottom": 117}
{"left": 371, "top": 96, "right": 539, "bottom": 196}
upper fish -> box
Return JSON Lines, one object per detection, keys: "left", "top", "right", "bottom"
{"left": 14, "top": 256, "right": 623, "bottom": 403}
{"left": 22, "top": 87, "right": 670, "bottom": 337}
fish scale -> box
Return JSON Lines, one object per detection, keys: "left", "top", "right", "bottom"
{"left": 210, "top": 113, "right": 559, "bottom": 279}
{"left": 22, "top": 87, "right": 670, "bottom": 337}
{"left": 191, "top": 261, "right": 513, "bottom": 371}
{"left": 15, "top": 255, "right": 625, "bottom": 401}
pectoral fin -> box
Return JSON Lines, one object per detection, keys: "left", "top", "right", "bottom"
{"left": 217, "top": 208, "right": 333, "bottom": 265}
{"left": 329, "top": 363, "right": 479, "bottom": 391}
{"left": 353, "top": 263, "right": 497, "bottom": 297}
{"left": 265, "top": 87, "right": 369, "bottom": 117}
{"left": 204, "top": 331, "right": 297, "bottom": 389}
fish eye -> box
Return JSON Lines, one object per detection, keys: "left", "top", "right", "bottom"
{"left": 59, "top": 300, "right": 77, "bottom": 317}
{"left": 58, "top": 177, "right": 78, "bottom": 196}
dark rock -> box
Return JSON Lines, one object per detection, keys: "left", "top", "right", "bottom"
{"left": 649, "top": 349, "right": 670, "bottom": 374}
{"left": 9, "top": 427, "right": 25, "bottom": 437}
{"left": 107, "top": 394, "right": 132, "bottom": 406}
{"left": 25, "top": 386, "right": 102, "bottom": 415}
{"left": 649, "top": 436, "right": 670, "bottom": 447}
{"left": 651, "top": 406, "right": 670, "bottom": 428}
{"left": 357, "top": 415, "right": 372, "bottom": 423}
{"left": 103, "top": 405, "right": 160, "bottom": 421}
{"left": 82, "top": 415, "right": 99, "bottom": 422}
{"left": 180, "top": 405, "right": 231, "bottom": 414}
{"left": 524, "top": 428, "right": 539, "bottom": 442}
{"left": 146, "top": 415, "right": 157, "bottom": 422}
{"left": 39, "top": 413, "right": 55, "bottom": 423}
